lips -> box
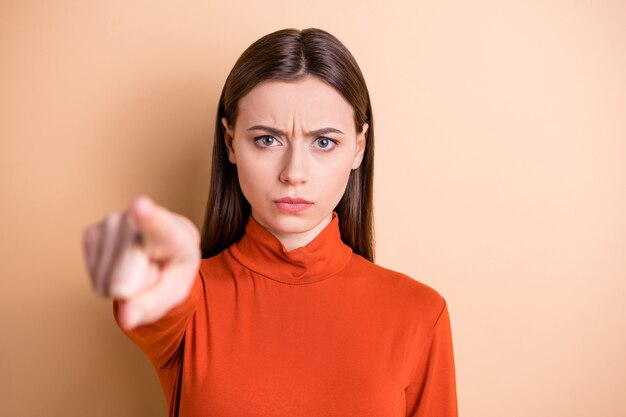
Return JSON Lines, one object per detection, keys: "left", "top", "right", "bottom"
{"left": 274, "top": 197, "right": 313, "bottom": 204}
{"left": 273, "top": 196, "right": 314, "bottom": 213}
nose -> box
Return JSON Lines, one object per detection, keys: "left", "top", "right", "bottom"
{"left": 279, "top": 143, "right": 308, "bottom": 185}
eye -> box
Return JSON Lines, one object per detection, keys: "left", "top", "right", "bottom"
{"left": 314, "top": 137, "right": 338, "bottom": 152}
{"left": 254, "top": 135, "right": 281, "bottom": 148}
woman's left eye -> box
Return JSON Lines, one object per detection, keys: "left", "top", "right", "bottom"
{"left": 314, "top": 137, "right": 338, "bottom": 151}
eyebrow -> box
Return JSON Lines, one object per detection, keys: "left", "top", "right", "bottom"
{"left": 246, "top": 125, "right": 344, "bottom": 136}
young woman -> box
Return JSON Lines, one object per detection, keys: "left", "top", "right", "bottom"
{"left": 83, "top": 28, "right": 458, "bottom": 417}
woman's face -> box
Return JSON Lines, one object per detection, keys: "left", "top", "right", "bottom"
{"left": 222, "top": 74, "right": 368, "bottom": 247}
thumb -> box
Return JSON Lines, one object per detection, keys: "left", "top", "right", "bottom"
{"left": 129, "top": 195, "right": 181, "bottom": 261}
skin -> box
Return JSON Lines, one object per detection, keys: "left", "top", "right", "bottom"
{"left": 222, "top": 74, "right": 369, "bottom": 251}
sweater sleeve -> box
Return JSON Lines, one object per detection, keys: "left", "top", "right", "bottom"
{"left": 112, "top": 269, "right": 203, "bottom": 369}
{"left": 405, "top": 299, "right": 458, "bottom": 417}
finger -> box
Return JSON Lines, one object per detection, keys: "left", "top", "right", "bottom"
{"left": 130, "top": 195, "right": 185, "bottom": 261}
{"left": 107, "top": 211, "right": 150, "bottom": 298}
{"left": 109, "top": 244, "right": 151, "bottom": 299}
{"left": 119, "top": 257, "right": 199, "bottom": 330}
{"left": 82, "top": 223, "right": 102, "bottom": 279}
{"left": 107, "top": 213, "right": 149, "bottom": 298}
{"left": 129, "top": 196, "right": 173, "bottom": 260}
{"left": 93, "top": 212, "right": 125, "bottom": 296}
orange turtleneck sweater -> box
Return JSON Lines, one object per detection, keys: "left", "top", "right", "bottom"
{"left": 112, "top": 212, "right": 458, "bottom": 417}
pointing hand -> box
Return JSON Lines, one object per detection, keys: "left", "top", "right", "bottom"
{"left": 82, "top": 195, "right": 201, "bottom": 330}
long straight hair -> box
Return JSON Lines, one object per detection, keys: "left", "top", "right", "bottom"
{"left": 200, "top": 28, "right": 376, "bottom": 262}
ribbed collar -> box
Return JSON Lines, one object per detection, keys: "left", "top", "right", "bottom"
{"left": 228, "top": 211, "right": 353, "bottom": 285}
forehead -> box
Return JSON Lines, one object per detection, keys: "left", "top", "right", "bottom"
{"left": 236, "top": 75, "right": 355, "bottom": 131}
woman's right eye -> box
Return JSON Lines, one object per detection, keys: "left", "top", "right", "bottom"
{"left": 254, "top": 136, "right": 280, "bottom": 148}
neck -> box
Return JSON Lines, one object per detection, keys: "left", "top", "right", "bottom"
{"left": 251, "top": 211, "right": 334, "bottom": 252}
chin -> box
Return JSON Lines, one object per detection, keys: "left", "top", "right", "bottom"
{"left": 269, "top": 213, "right": 316, "bottom": 232}
{"left": 256, "top": 207, "right": 325, "bottom": 234}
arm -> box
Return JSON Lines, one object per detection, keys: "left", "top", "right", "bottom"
{"left": 112, "top": 268, "right": 203, "bottom": 369}
{"left": 405, "top": 299, "right": 458, "bottom": 417}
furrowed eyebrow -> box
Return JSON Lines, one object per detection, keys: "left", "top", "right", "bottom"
{"left": 246, "top": 125, "right": 344, "bottom": 136}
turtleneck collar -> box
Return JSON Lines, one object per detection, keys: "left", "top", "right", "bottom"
{"left": 228, "top": 211, "right": 353, "bottom": 285}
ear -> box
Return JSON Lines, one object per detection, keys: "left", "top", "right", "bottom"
{"left": 351, "top": 123, "right": 369, "bottom": 170}
{"left": 222, "top": 117, "right": 236, "bottom": 164}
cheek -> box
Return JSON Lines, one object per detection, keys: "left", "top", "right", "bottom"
{"left": 315, "top": 156, "right": 354, "bottom": 197}
{"left": 234, "top": 155, "right": 271, "bottom": 202}
{"left": 237, "top": 165, "right": 260, "bottom": 192}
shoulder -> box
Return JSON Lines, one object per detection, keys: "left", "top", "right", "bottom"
{"left": 197, "top": 249, "right": 238, "bottom": 284}
{"left": 346, "top": 253, "right": 447, "bottom": 318}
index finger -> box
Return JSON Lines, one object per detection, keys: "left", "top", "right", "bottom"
{"left": 130, "top": 196, "right": 186, "bottom": 261}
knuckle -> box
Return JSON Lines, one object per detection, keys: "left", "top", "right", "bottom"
{"left": 122, "top": 210, "right": 138, "bottom": 230}
{"left": 83, "top": 225, "right": 98, "bottom": 248}
{"left": 83, "top": 225, "right": 93, "bottom": 243}
{"left": 119, "top": 211, "right": 130, "bottom": 226}
{"left": 105, "top": 212, "right": 122, "bottom": 229}
{"left": 120, "top": 213, "right": 140, "bottom": 244}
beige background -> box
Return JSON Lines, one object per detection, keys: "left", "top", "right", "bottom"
{"left": 1, "top": 1, "right": 625, "bottom": 416}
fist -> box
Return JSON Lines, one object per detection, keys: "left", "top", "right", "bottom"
{"left": 82, "top": 195, "right": 201, "bottom": 331}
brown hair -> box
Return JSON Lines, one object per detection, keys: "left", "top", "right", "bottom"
{"left": 200, "top": 28, "right": 376, "bottom": 262}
